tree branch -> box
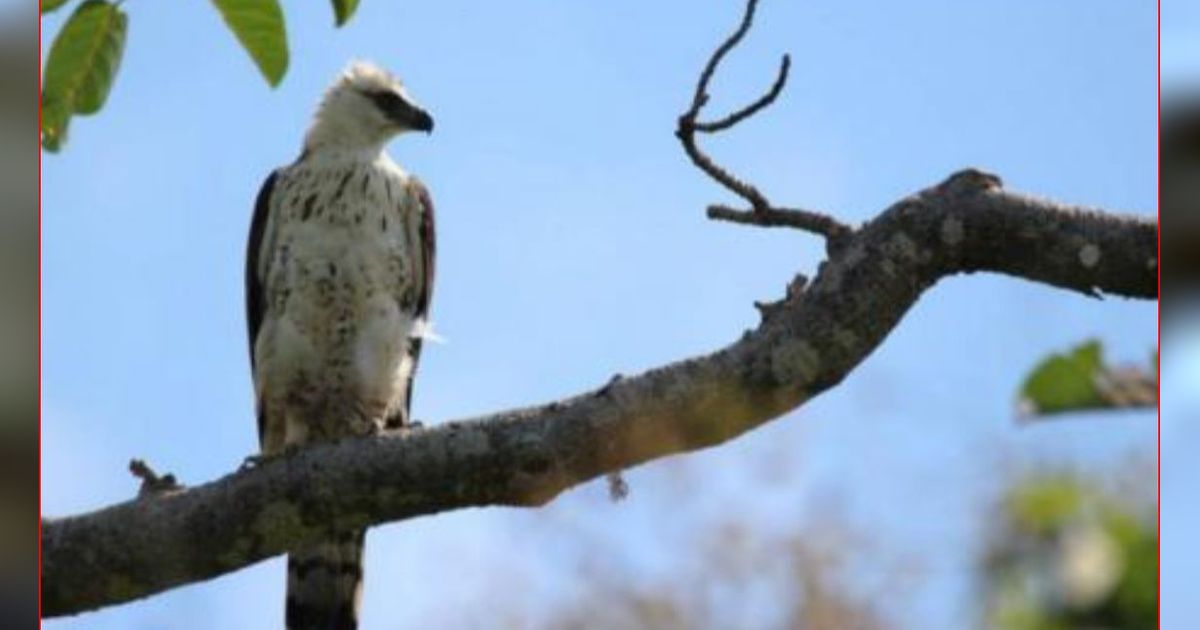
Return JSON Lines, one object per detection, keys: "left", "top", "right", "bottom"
{"left": 42, "top": 170, "right": 1157, "bottom": 617}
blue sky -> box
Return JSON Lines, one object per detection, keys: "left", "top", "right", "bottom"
{"left": 1164, "top": 0, "right": 1200, "bottom": 88}
{"left": 1163, "top": 1, "right": 1200, "bottom": 626}
{"left": 42, "top": 1, "right": 1156, "bottom": 628}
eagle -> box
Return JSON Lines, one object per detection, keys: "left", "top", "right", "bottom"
{"left": 245, "top": 61, "right": 435, "bottom": 630}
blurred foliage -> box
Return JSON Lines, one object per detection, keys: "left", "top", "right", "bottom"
{"left": 39, "top": 0, "right": 360, "bottom": 152}
{"left": 529, "top": 468, "right": 1155, "bottom": 630}
{"left": 1018, "top": 340, "right": 1156, "bottom": 418}
{"left": 538, "top": 519, "right": 895, "bottom": 630}
{"left": 983, "top": 473, "right": 1156, "bottom": 630}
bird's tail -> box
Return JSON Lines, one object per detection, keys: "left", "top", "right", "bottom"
{"left": 286, "top": 529, "right": 365, "bottom": 630}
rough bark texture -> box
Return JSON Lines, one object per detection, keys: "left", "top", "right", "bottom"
{"left": 42, "top": 170, "right": 1157, "bottom": 617}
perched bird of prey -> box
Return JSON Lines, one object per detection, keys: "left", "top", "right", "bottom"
{"left": 245, "top": 61, "right": 435, "bottom": 630}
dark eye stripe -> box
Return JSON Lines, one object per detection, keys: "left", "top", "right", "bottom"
{"left": 365, "top": 90, "right": 406, "bottom": 113}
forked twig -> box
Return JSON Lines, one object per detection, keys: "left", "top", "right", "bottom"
{"left": 695, "top": 55, "right": 791, "bottom": 133}
{"left": 676, "top": 0, "right": 852, "bottom": 249}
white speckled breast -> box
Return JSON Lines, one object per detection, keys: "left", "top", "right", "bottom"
{"left": 254, "top": 153, "right": 424, "bottom": 448}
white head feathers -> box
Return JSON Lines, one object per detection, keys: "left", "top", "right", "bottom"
{"left": 303, "top": 60, "right": 433, "bottom": 153}
{"left": 338, "top": 61, "right": 405, "bottom": 94}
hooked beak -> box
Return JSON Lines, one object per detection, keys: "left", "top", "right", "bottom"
{"left": 408, "top": 108, "right": 434, "bottom": 133}
{"left": 367, "top": 89, "right": 435, "bottom": 134}
{"left": 387, "top": 96, "right": 433, "bottom": 133}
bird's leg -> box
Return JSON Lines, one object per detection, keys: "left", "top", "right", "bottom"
{"left": 239, "top": 453, "right": 269, "bottom": 472}
{"left": 383, "top": 406, "right": 423, "bottom": 435}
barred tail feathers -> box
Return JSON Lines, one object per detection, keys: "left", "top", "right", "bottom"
{"left": 286, "top": 529, "right": 365, "bottom": 630}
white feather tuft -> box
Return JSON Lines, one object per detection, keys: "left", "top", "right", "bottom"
{"left": 340, "top": 60, "right": 403, "bottom": 92}
{"left": 410, "top": 319, "right": 446, "bottom": 344}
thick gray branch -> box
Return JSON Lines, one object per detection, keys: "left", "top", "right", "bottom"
{"left": 41, "top": 170, "right": 1156, "bottom": 617}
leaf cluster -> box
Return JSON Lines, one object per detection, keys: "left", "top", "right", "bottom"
{"left": 40, "top": 0, "right": 362, "bottom": 152}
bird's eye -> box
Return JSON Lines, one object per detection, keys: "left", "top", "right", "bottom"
{"left": 365, "top": 90, "right": 406, "bottom": 114}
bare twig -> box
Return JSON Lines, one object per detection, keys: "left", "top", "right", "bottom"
{"left": 708, "top": 203, "right": 849, "bottom": 240}
{"left": 695, "top": 54, "right": 791, "bottom": 133}
{"left": 687, "top": 0, "right": 761, "bottom": 113}
{"left": 676, "top": 0, "right": 852, "bottom": 248}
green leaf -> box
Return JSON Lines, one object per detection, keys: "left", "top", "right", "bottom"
{"left": 41, "top": 0, "right": 128, "bottom": 152}
{"left": 331, "top": 0, "right": 360, "bottom": 27}
{"left": 41, "top": 0, "right": 73, "bottom": 14}
{"left": 1018, "top": 340, "right": 1107, "bottom": 416}
{"left": 210, "top": 0, "right": 289, "bottom": 87}
{"left": 1017, "top": 340, "right": 1157, "bottom": 417}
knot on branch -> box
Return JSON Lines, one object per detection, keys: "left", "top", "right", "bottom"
{"left": 606, "top": 471, "right": 629, "bottom": 501}
{"left": 939, "top": 168, "right": 1003, "bottom": 197}
{"left": 754, "top": 273, "right": 808, "bottom": 323}
{"left": 596, "top": 373, "right": 625, "bottom": 398}
{"left": 129, "top": 459, "right": 183, "bottom": 498}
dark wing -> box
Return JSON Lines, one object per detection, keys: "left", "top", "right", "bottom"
{"left": 413, "top": 178, "right": 436, "bottom": 319}
{"left": 245, "top": 170, "right": 278, "bottom": 372}
{"left": 246, "top": 170, "right": 278, "bottom": 443}
{"left": 391, "top": 179, "right": 436, "bottom": 427}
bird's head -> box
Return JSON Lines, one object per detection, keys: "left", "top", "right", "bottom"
{"left": 304, "top": 61, "right": 434, "bottom": 153}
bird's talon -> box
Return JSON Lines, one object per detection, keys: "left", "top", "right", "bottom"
{"left": 240, "top": 454, "right": 268, "bottom": 471}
